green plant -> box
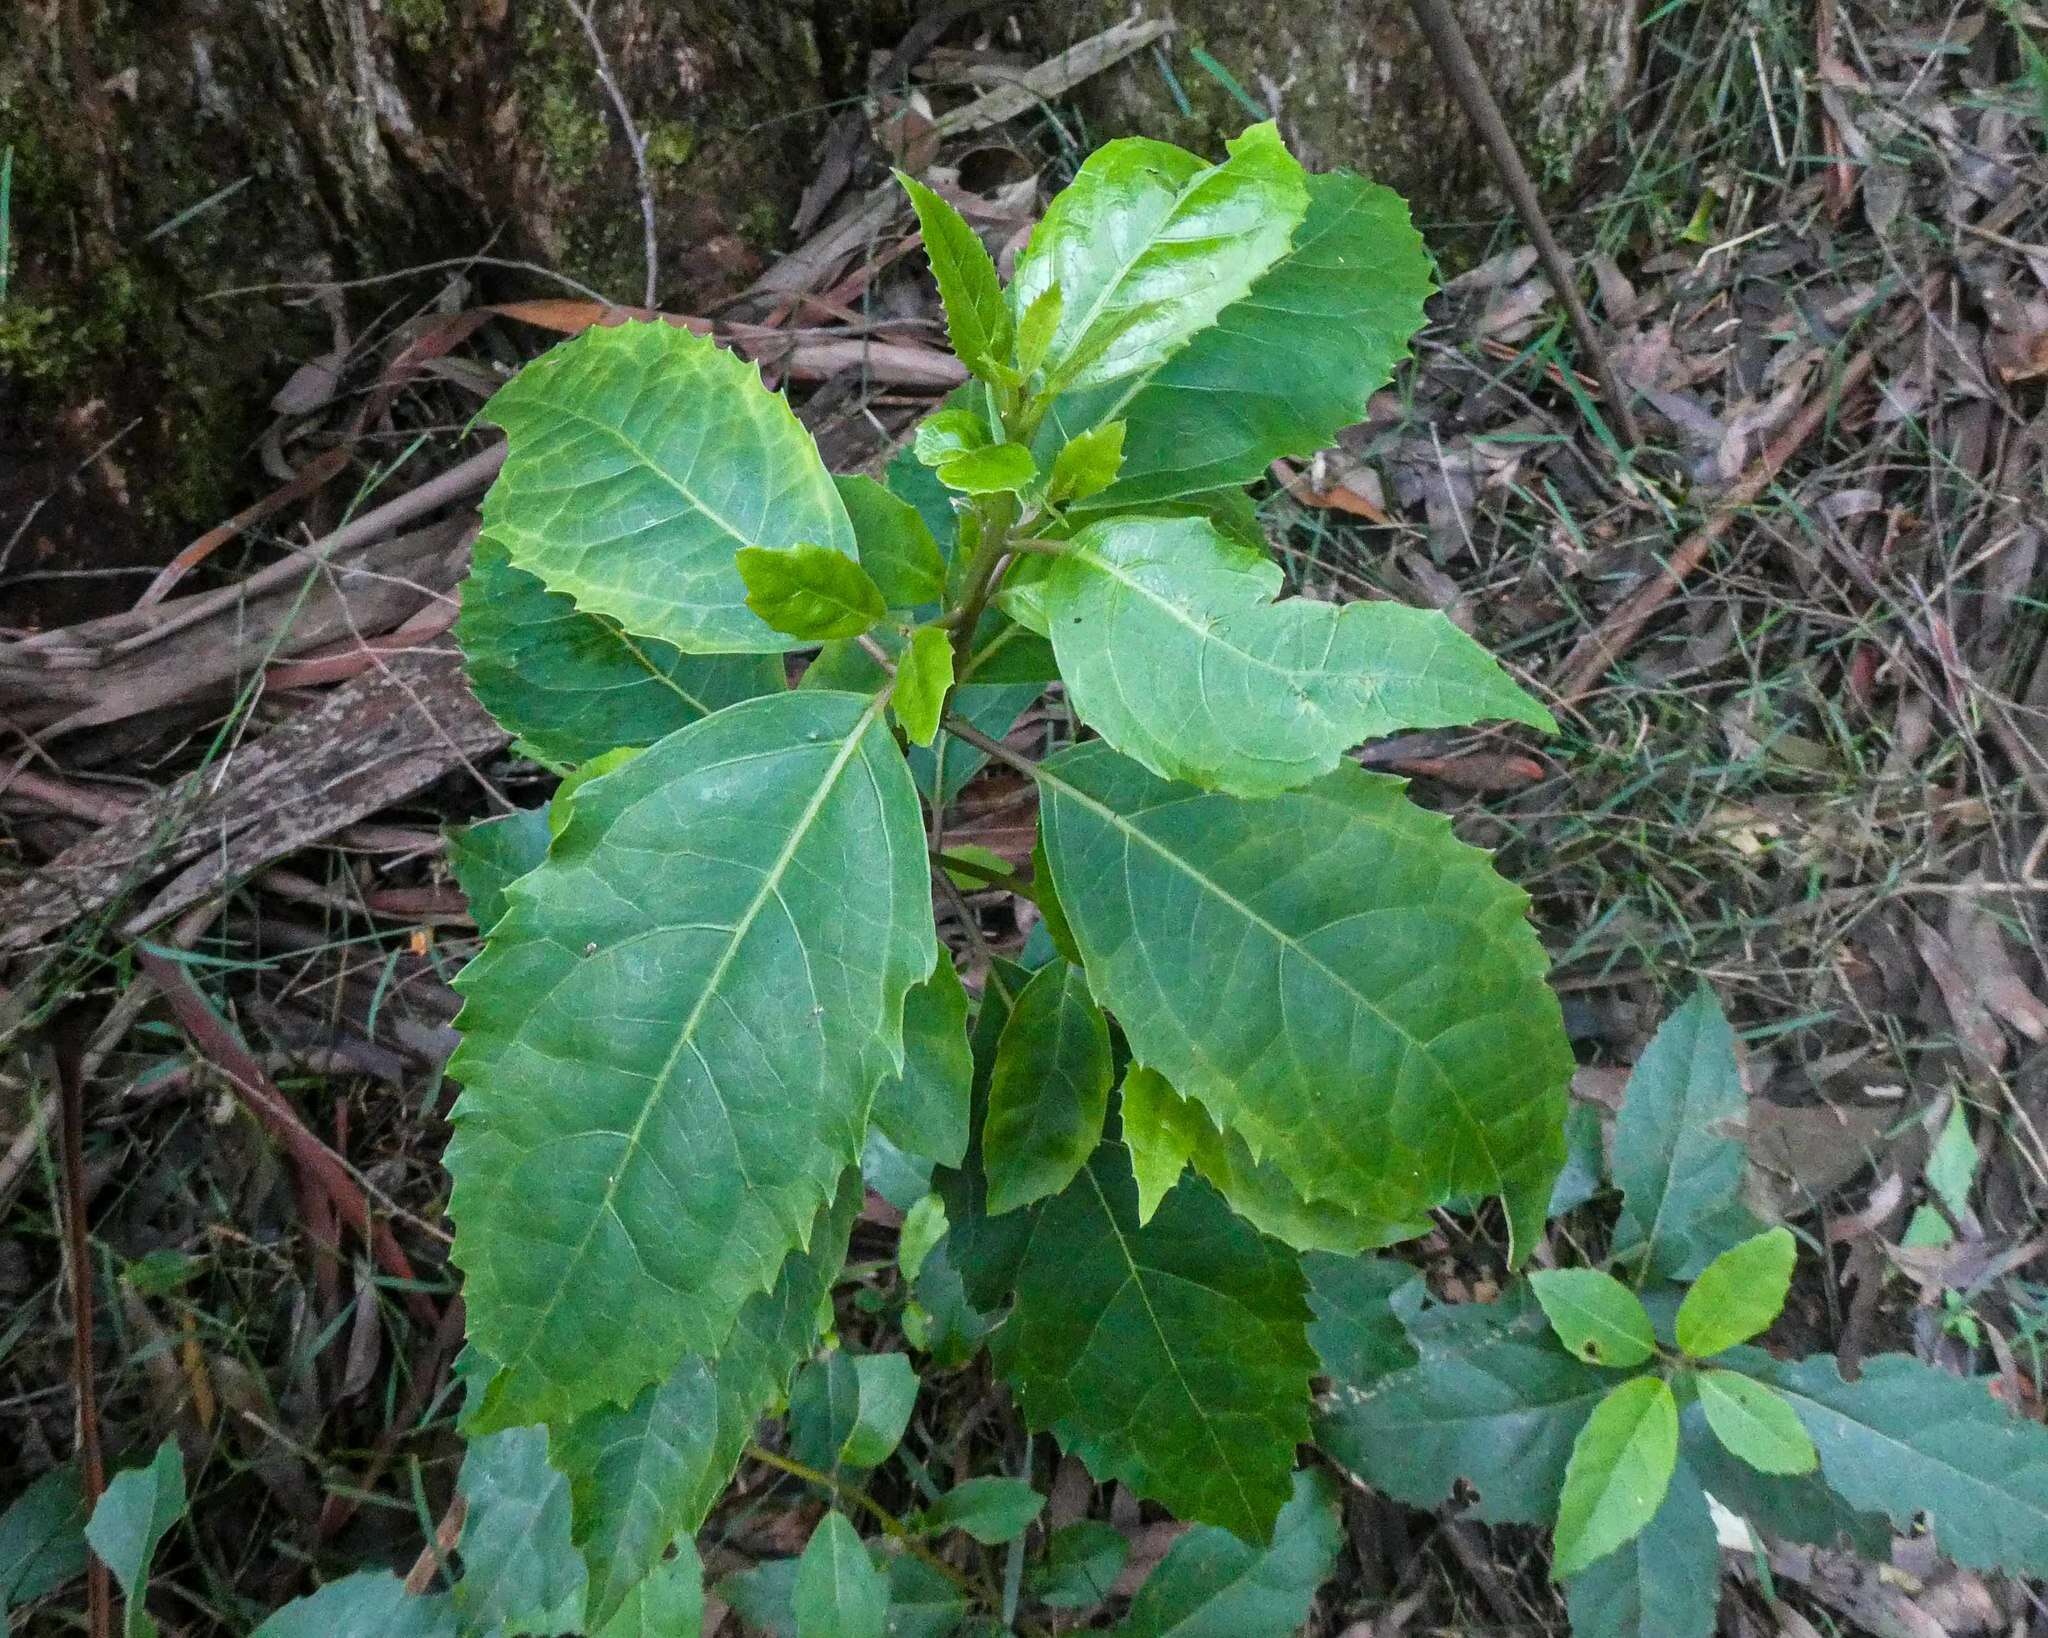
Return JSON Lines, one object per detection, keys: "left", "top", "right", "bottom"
{"left": 1316, "top": 987, "right": 2048, "bottom": 1637}
{"left": 249, "top": 121, "right": 1574, "bottom": 1633}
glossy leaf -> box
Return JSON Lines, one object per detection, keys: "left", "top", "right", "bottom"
{"left": 992, "top": 1145, "right": 1316, "bottom": 1542}
{"left": 897, "top": 171, "right": 1012, "bottom": 381}
{"left": 1612, "top": 987, "right": 1758, "bottom": 1281}
{"left": 934, "top": 440, "right": 1037, "bottom": 496}
{"left": 460, "top": 536, "right": 780, "bottom": 767}
{"left": 1043, "top": 514, "right": 1553, "bottom": 798}
{"left": 737, "top": 542, "right": 887, "bottom": 640}
{"left": 1046, "top": 420, "right": 1125, "bottom": 504}
{"left": 916, "top": 1477, "right": 1046, "bottom": 1545}
{"left": 447, "top": 806, "right": 551, "bottom": 934}
{"left": 1014, "top": 284, "right": 1063, "bottom": 377}
{"left": 1037, "top": 743, "right": 1572, "bottom": 1260}
{"left": 84, "top": 1440, "right": 185, "bottom": 1638}
{"left": 1696, "top": 1370, "right": 1816, "bottom": 1475}
{"left": 834, "top": 475, "right": 948, "bottom": 608}
{"left": 914, "top": 409, "right": 988, "bottom": 467}
{"left": 1563, "top": 1457, "right": 1719, "bottom": 1638}
{"left": 793, "top": 1514, "right": 887, "bottom": 1638}
{"left": 1552, "top": 1376, "right": 1679, "bottom": 1580}
{"left": 871, "top": 958, "right": 973, "bottom": 1171}
{"left": 447, "top": 692, "right": 933, "bottom": 1430}
{"left": 1116, "top": 1468, "right": 1340, "bottom": 1638}
{"left": 1529, "top": 1268, "right": 1657, "bottom": 1370}
{"left": 893, "top": 624, "right": 954, "bottom": 747}
{"left": 1675, "top": 1227, "right": 1795, "bottom": 1358}
{"left": 1010, "top": 123, "right": 1306, "bottom": 393}
{"left": 250, "top": 1574, "right": 459, "bottom": 1638}
{"left": 983, "top": 960, "right": 1113, "bottom": 1215}
{"left": 480, "top": 320, "right": 853, "bottom": 653}
{"left": 1063, "top": 171, "right": 1432, "bottom": 509}
{"left": 453, "top": 1427, "right": 586, "bottom": 1634}
{"left": 0, "top": 1462, "right": 88, "bottom": 1610}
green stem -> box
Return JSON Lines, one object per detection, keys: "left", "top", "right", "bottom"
{"left": 933, "top": 849, "right": 1037, "bottom": 901}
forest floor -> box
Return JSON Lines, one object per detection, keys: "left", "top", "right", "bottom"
{"left": 4, "top": 1, "right": 2048, "bottom": 1633}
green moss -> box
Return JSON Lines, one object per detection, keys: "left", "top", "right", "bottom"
{"left": 538, "top": 83, "right": 611, "bottom": 181}
{"left": 644, "top": 120, "right": 697, "bottom": 170}
{"left": 385, "top": 0, "right": 451, "bottom": 55}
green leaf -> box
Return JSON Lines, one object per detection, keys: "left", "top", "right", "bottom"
{"left": 1115, "top": 1468, "right": 1340, "bottom": 1638}
{"left": 447, "top": 806, "right": 552, "bottom": 934}
{"left": 896, "top": 171, "right": 1013, "bottom": 382}
{"left": 1562, "top": 1457, "right": 1720, "bottom": 1638}
{"left": 84, "top": 1440, "right": 185, "bottom": 1638}
{"left": 1014, "top": 285, "right": 1064, "bottom": 379}
{"left": 250, "top": 1573, "right": 459, "bottom": 1638}
{"left": 1315, "top": 1293, "right": 1608, "bottom": 1524}
{"left": 793, "top": 1514, "right": 888, "bottom": 1638}
{"left": 480, "top": 319, "right": 854, "bottom": 653}
{"left": 1747, "top": 1352, "right": 2048, "bottom": 1574}
{"left": 717, "top": 1559, "right": 800, "bottom": 1637}
{"left": 934, "top": 440, "right": 1037, "bottom": 496}
{"left": 992, "top": 1145, "right": 1316, "bottom": 1541}
{"left": 893, "top": 624, "right": 954, "bottom": 747}
{"left": 460, "top": 535, "right": 781, "bottom": 767}
{"left": 0, "top": 1462, "right": 88, "bottom": 1611}
{"left": 1552, "top": 1376, "right": 1679, "bottom": 1580}
{"left": 1676, "top": 1378, "right": 1888, "bottom": 1554}
{"left": 1037, "top": 744, "right": 1571, "bottom": 1261}
{"left": 1029, "top": 1521, "right": 1128, "bottom": 1610}
{"left": 871, "top": 958, "right": 973, "bottom": 1171}
{"left": 1905, "top": 1096, "right": 1977, "bottom": 1248}
{"left": 1302, "top": 1254, "right": 1421, "bottom": 1390}
{"left": 1120, "top": 1063, "right": 1208, "bottom": 1223}
{"left": 916, "top": 1477, "right": 1045, "bottom": 1546}
{"left": 914, "top": 409, "right": 988, "bottom": 468}
{"left": 453, "top": 1426, "right": 587, "bottom": 1634}
{"left": 592, "top": 1543, "right": 703, "bottom": 1638}
{"left": 1696, "top": 1370, "right": 1815, "bottom": 1475}
{"left": 1043, "top": 514, "right": 1553, "bottom": 799}
{"left": 737, "top": 542, "right": 887, "bottom": 640}
{"left": 882, "top": 1555, "right": 970, "bottom": 1638}
{"left": 554, "top": 1179, "right": 855, "bottom": 1627}
{"left": 791, "top": 1352, "right": 919, "bottom": 1470}
{"left": 983, "top": 959, "right": 1113, "bottom": 1215}
{"left": 1675, "top": 1227, "right": 1795, "bottom": 1358}
{"left": 834, "top": 475, "right": 948, "bottom": 609}
{"left": 1060, "top": 172, "right": 1432, "bottom": 510}
{"left": 1046, "top": 420, "right": 1125, "bottom": 504}
{"left": 897, "top": 1192, "right": 949, "bottom": 1283}
{"left": 1010, "top": 123, "right": 1306, "bottom": 393}
{"left": 1612, "top": 987, "right": 1758, "bottom": 1281}
{"left": 1529, "top": 1269, "right": 1657, "bottom": 1370}
{"left": 447, "top": 691, "right": 933, "bottom": 1430}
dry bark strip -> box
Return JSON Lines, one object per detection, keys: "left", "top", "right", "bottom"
{"left": 0, "top": 646, "right": 505, "bottom": 950}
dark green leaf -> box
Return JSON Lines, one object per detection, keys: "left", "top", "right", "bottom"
{"left": 737, "top": 542, "right": 887, "bottom": 640}
{"left": 1552, "top": 1376, "right": 1679, "bottom": 1580}
{"left": 897, "top": 172, "right": 1013, "bottom": 382}
{"left": 460, "top": 536, "right": 780, "bottom": 767}
{"left": 917, "top": 1478, "right": 1045, "bottom": 1546}
{"left": 1563, "top": 1456, "right": 1719, "bottom": 1638}
{"left": 1677, "top": 1379, "right": 1888, "bottom": 1555}
{"left": 835, "top": 475, "right": 948, "bottom": 608}
{"left": 993, "top": 1146, "right": 1316, "bottom": 1541}
{"left": 791, "top": 1352, "right": 918, "bottom": 1470}
{"left": 448, "top": 692, "right": 933, "bottom": 1430}
{"left": 893, "top": 625, "right": 954, "bottom": 747}
{"left": 983, "top": 960, "right": 1113, "bottom": 1215}
{"left": 0, "top": 1463, "right": 87, "bottom": 1610}
{"left": 1303, "top": 1254, "right": 1420, "bottom": 1389}
{"left": 1675, "top": 1228, "right": 1795, "bottom": 1358}
{"left": 872, "top": 958, "right": 973, "bottom": 1172}
{"left": 1037, "top": 744, "right": 1571, "bottom": 1260}
{"left": 84, "top": 1440, "right": 185, "bottom": 1638}
{"left": 1548, "top": 1100, "right": 1607, "bottom": 1217}
{"left": 1696, "top": 1370, "right": 1815, "bottom": 1475}
{"left": 1529, "top": 1268, "right": 1657, "bottom": 1370}
{"left": 1116, "top": 1468, "right": 1340, "bottom": 1638}
{"left": 447, "top": 806, "right": 552, "bottom": 934}
{"left": 481, "top": 320, "right": 854, "bottom": 653}
{"left": 885, "top": 445, "right": 958, "bottom": 554}
{"left": 794, "top": 1514, "right": 888, "bottom": 1638}
{"left": 250, "top": 1574, "right": 459, "bottom": 1638}
{"left": 883, "top": 1554, "right": 970, "bottom": 1638}
{"left": 592, "top": 1543, "right": 703, "bottom": 1638}
{"left": 453, "top": 1426, "right": 587, "bottom": 1634}
{"left": 1029, "top": 1521, "right": 1128, "bottom": 1610}
{"left": 1043, "top": 514, "right": 1553, "bottom": 798}
{"left": 717, "top": 1558, "right": 799, "bottom": 1638}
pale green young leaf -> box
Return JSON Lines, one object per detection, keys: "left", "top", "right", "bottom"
{"left": 1747, "top": 1352, "right": 2048, "bottom": 1574}
{"left": 460, "top": 536, "right": 781, "bottom": 767}
{"left": 935, "top": 440, "right": 1037, "bottom": 496}
{"left": 446, "top": 806, "right": 550, "bottom": 934}
{"left": 983, "top": 959, "right": 1113, "bottom": 1215}
{"left": 548, "top": 745, "right": 642, "bottom": 837}
{"left": 897, "top": 1192, "right": 948, "bottom": 1283}
{"left": 1562, "top": 1457, "right": 1719, "bottom": 1638}
{"left": 0, "top": 1463, "right": 88, "bottom": 1610}
{"left": 793, "top": 1514, "right": 887, "bottom": 1638}
{"left": 892, "top": 624, "right": 954, "bottom": 747}
{"left": 250, "top": 1573, "right": 458, "bottom": 1638}
{"left": 554, "top": 1179, "right": 855, "bottom": 1628}
{"left": 1678, "top": 1384, "right": 1889, "bottom": 1555}
{"left": 453, "top": 1426, "right": 587, "bottom": 1634}
{"left": 1056, "top": 172, "right": 1432, "bottom": 509}
{"left": 992, "top": 1145, "right": 1316, "bottom": 1542}
{"left": 1696, "top": 1370, "right": 1816, "bottom": 1475}
{"left": 896, "top": 171, "right": 1013, "bottom": 380}
{"left": 447, "top": 693, "right": 933, "bottom": 1431}
{"left": 913, "top": 409, "right": 988, "bottom": 467}
{"left": 1010, "top": 122, "right": 1307, "bottom": 393}
{"left": 1904, "top": 1096, "right": 1977, "bottom": 1248}
{"left": 1116, "top": 1468, "right": 1341, "bottom": 1638}
{"left": 736, "top": 542, "right": 887, "bottom": 640}
{"left": 1529, "top": 1268, "right": 1657, "bottom": 1369}
{"left": 1119, "top": 1062, "right": 1208, "bottom": 1223}
{"left": 834, "top": 474, "right": 948, "bottom": 608}
{"left": 871, "top": 957, "right": 973, "bottom": 1171}
{"left": 1015, "top": 284, "right": 1064, "bottom": 378}
{"left": 1612, "top": 987, "right": 1758, "bottom": 1281}
{"left": 1675, "top": 1226, "right": 1796, "bottom": 1358}
{"left": 480, "top": 320, "right": 853, "bottom": 653}
{"left": 1037, "top": 745, "right": 1571, "bottom": 1262}
{"left": 84, "top": 1441, "right": 185, "bottom": 1638}
{"left": 1552, "top": 1376, "right": 1680, "bottom": 1580}
{"left": 1046, "top": 420, "right": 1125, "bottom": 504}
{"left": 916, "top": 1477, "right": 1046, "bottom": 1545}
{"left": 1043, "top": 514, "right": 1553, "bottom": 797}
